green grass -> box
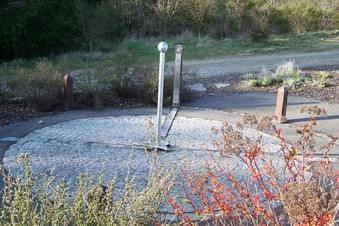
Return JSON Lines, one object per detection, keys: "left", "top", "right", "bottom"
{"left": 1, "top": 30, "right": 338, "bottom": 71}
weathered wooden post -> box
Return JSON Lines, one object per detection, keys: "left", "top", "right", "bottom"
{"left": 275, "top": 86, "right": 288, "bottom": 123}
{"left": 63, "top": 75, "right": 74, "bottom": 111}
{"left": 156, "top": 42, "right": 169, "bottom": 151}
{"left": 172, "top": 44, "right": 182, "bottom": 107}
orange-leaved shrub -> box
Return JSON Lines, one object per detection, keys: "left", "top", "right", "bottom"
{"left": 167, "top": 106, "right": 338, "bottom": 225}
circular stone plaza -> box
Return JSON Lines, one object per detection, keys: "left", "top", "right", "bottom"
{"left": 2, "top": 92, "right": 339, "bottom": 220}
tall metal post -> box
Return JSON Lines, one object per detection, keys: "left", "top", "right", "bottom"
{"left": 156, "top": 42, "right": 168, "bottom": 150}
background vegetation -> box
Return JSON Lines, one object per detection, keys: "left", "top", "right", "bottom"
{"left": 0, "top": 0, "right": 338, "bottom": 60}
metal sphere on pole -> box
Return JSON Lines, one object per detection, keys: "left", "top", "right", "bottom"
{"left": 156, "top": 42, "right": 169, "bottom": 151}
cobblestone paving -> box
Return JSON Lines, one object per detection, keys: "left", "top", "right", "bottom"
{"left": 3, "top": 115, "right": 284, "bottom": 217}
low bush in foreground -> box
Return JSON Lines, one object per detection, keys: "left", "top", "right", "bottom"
{"left": 167, "top": 106, "right": 338, "bottom": 225}
{"left": 0, "top": 153, "right": 173, "bottom": 225}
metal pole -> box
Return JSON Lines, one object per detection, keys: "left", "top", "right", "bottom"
{"left": 156, "top": 42, "right": 168, "bottom": 149}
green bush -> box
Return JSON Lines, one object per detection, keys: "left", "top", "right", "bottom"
{"left": 100, "top": 50, "right": 138, "bottom": 97}
{"left": 134, "top": 65, "right": 175, "bottom": 105}
{"left": 261, "top": 77, "right": 274, "bottom": 86}
{"left": 73, "top": 69, "right": 106, "bottom": 109}
{"left": 272, "top": 75, "right": 284, "bottom": 84}
{"left": 248, "top": 79, "right": 259, "bottom": 87}
{"left": 0, "top": 153, "right": 173, "bottom": 225}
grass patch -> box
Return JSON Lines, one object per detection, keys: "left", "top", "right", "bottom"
{"left": 1, "top": 31, "right": 338, "bottom": 71}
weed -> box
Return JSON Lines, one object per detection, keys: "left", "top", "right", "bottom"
{"left": 309, "top": 71, "right": 331, "bottom": 88}
{"left": 248, "top": 79, "right": 260, "bottom": 87}
{"left": 261, "top": 77, "right": 274, "bottom": 86}
{"left": 275, "top": 61, "right": 295, "bottom": 78}
{"left": 272, "top": 75, "right": 284, "bottom": 84}
{"left": 272, "top": 61, "right": 304, "bottom": 88}
{"left": 245, "top": 62, "right": 305, "bottom": 88}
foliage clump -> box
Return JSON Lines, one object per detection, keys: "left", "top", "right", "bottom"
{"left": 73, "top": 49, "right": 179, "bottom": 109}
{"left": 0, "top": 58, "right": 67, "bottom": 111}
{"left": 245, "top": 61, "right": 305, "bottom": 88}
{"left": 0, "top": 152, "right": 173, "bottom": 225}
{"left": 167, "top": 106, "right": 338, "bottom": 225}
{"left": 1, "top": 0, "right": 338, "bottom": 60}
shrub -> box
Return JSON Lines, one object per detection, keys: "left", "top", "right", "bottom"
{"left": 250, "top": 29, "right": 269, "bottom": 42}
{"left": 311, "top": 78, "right": 327, "bottom": 89}
{"left": 167, "top": 107, "right": 338, "bottom": 225}
{"left": 4, "top": 59, "right": 65, "bottom": 111}
{"left": 73, "top": 68, "right": 106, "bottom": 109}
{"left": 0, "top": 152, "right": 173, "bottom": 225}
{"left": 74, "top": 50, "right": 142, "bottom": 108}
{"left": 0, "top": 65, "right": 14, "bottom": 104}
{"left": 72, "top": 49, "right": 193, "bottom": 108}
{"left": 73, "top": 51, "right": 182, "bottom": 108}
{"left": 134, "top": 65, "right": 176, "bottom": 106}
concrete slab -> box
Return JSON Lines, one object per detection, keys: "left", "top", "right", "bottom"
{"left": 213, "top": 83, "right": 230, "bottom": 89}
{"left": 187, "top": 83, "right": 207, "bottom": 92}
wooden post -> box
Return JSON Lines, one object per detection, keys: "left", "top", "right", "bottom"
{"left": 63, "top": 75, "right": 74, "bottom": 111}
{"left": 275, "top": 86, "right": 288, "bottom": 123}
{"left": 172, "top": 44, "right": 182, "bottom": 107}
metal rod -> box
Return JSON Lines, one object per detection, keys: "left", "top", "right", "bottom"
{"left": 156, "top": 42, "right": 168, "bottom": 147}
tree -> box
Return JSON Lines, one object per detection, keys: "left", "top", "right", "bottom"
{"left": 73, "top": 0, "right": 119, "bottom": 54}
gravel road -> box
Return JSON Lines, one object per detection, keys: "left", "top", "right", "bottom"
{"left": 167, "top": 49, "right": 339, "bottom": 78}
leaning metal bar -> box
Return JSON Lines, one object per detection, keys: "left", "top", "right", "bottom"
{"left": 156, "top": 42, "right": 168, "bottom": 149}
